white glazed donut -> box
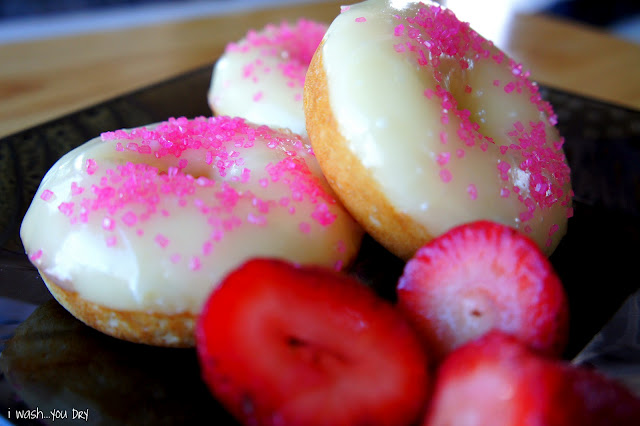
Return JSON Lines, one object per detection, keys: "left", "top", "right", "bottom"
{"left": 20, "top": 116, "right": 363, "bottom": 347}
{"left": 304, "top": 0, "right": 573, "bottom": 260}
{"left": 209, "top": 19, "right": 327, "bottom": 135}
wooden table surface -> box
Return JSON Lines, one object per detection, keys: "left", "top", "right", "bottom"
{"left": 1, "top": 0, "right": 639, "bottom": 139}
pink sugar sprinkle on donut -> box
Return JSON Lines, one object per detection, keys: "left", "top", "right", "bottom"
{"left": 58, "top": 202, "right": 74, "bottom": 217}
{"left": 299, "top": 222, "right": 311, "bottom": 234}
{"left": 155, "top": 234, "right": 169, "bottom": 248}
{"left": 122, "top": 211, "right": 137, "bottom": 226}
{"left": 545, "top": 238, "right": 553, "bottom": 248}
{"left": 70, "top": 182, "right": 84, "bottom": 196}
{"left": 189, "top": 256, "right": 201, "bottom": 271}
{"left": 436, "top": 152, "right": 450, "bottom": 166}
{"left": 456, "top": 148, "right": 465, "bottom": 158}
{"left": 40, "top": 189, "right": 54, "bottom": 202}
{"left": 30, "top": 249, "right": 43, "bottom": 262}
{"left": 464, "top": 85, "right": 472, "bottom": 94}
{"left": 355, "top": 17, "right": 367, "bottom": 22}
{"left": 341, "top": 5, "right": 350, "bottom": 12}
{"left": 500, "top": 188, "right": 510, "bottom": 198}
{"left": 102, "top": 217, "right": 115, "bottom": 231}
{"left": 170, "top": 254, "right": 181, "bottom": 264}
{"left": 504, "top": 82, "right": 516, "bottom": 93}
{"left": 467, "top": 184, "right": 478, "bottom": 200}
{"left": 493, "top": 79, "right": 500, "bottom": 87}
{"left": 202, "top": 241, "right": 213, "bottom": 256}
{"left": 566, "top": 207, "right": 574, "bottom": 218}
{"left": 524, "top": 225, "right": 533, "bottom": 234}
{"left": 86, "top": 159, "right": 97, "bottom": 175}
{"left": 439, "top": 169, "right": 452, "bottom": 183}
{"left": 394, "top": 43, "right": 406, "bottom": 53}
{"left": 105, "top": 236, "right": 117, "bottom": 247}
{"left": 115, "top": 143, "right": 124, "bottom": 152}
{"left": 253, "top": 91, "right": 263, "bottom": 102}
{"left": 500, "top": 145, "right": 508, "bottom": 155}
{"left": 549, "top": 223, "right": 560, "bottom": 236}
{"left": 439, "top": 131, "right": 448, "bottom": 145}
{"left": 334, "top": 260, "right": 343, "bottom": 271}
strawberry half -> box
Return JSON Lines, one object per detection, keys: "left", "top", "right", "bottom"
{"left": 397, "top": 220, "right": 569, "bottom": 362}
{"left": 424, "top": 331, "right": 640, "bottom": 425}
{"left": 195, "top": 258, "right": 430, "bottom": 426}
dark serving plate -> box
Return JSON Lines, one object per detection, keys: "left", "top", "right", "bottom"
{"left": 1, "top": 65, "right": 639, "bottom": 425}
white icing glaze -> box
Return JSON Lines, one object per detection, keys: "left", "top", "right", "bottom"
{"left": 209, "top": 20, "right": 327, "bottom": 136}
{"left": 21, "top": 117, "right": 363, "bottom": 314}
{"left": 321, "top": 0, "right": 572, "bottom": 254}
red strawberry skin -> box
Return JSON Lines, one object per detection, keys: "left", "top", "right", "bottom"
{"left": 424, "top": 331, "right": 640, "bottom": 426}
{"left": 195, "top": 258, "right": 430, "bottom": 426}
{"left": 397, "top": 220, "right": 569, "bottom": 362}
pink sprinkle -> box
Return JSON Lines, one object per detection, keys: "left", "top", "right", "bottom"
{"left": 524, "top": 225, "right": 532, "bottom": 234}
{"left": 439, "top": 169, "right": 452, "bottom": 183}
{"left": 115, "top": 142, "right": 124, "bottom": 152}
{"left": 500, "top": 188, "right": 510, "bottom": 198}
{"left": 58, "top": 202, "right": 74, "bottom": 217}
{"left": 248, "top": 213, "right": 267, "bottom": 226}
{"left": 170, "top": 254, "right": 181, "bottom": 264}
{"left": 500, "top": 145, "right": 508, "bottom": 155}
{"left": 102, "top": 217, "right": 115, "bottom": 231}
{"left": 86, "top": 159, "right": 97, "bottom": 175}
{"left": 340, "top": 5, "right": 350, "bottom": 12}
{"left": 40, "top": 189, "right": 54, "bottom": 201}
{"left": 493, "top": 79, "right": 500, "bottom": 87}
{"left": 355, "top": 17, "right": 366, "bottom": 22}
{"left": 549, "top": 223, "right": 560, "bottom": 236}
{"left": 467, "top": 184, "right": 478, "bottom": 200}
{"left": 29, "top": 249, "right": 43, "bottom": 262}
{"left": 253, "top": 91, "right": 263, "bottom": 102}
{"left": 504, "top": 82, "right": 515, "bottom": 93}
{"left": 439, "top": 131, "right": 448, "bottom": 144}
{"left": 70, "top": 182, "right": 84, "bottom": 196}
{"left": 334, "top": 260, "right": 343, "bottom": 271}
{"left": 189, "top": 256, "right": 201, "bottom": 271}
{"left": 394, "top": 24, "right": 404, "bottom": 36}
{"left": 122, "top": 211, "right": 138, "bottom": 226}
{"left": 299, "top": 222, "right": 311, "bottom": 234}
{"left": 106, "top": 236, "right": 117, "bottom": 247}
{"left": 566, "top": 207, "right": 574, "bottom": 218}
{"left": 394, "top": 43, "right": 406, "bottom": 53}
{"left": 202, "top": 241, "right": 213, "bottom": 256}
{"left": 545, "top": 238, "right": 553, "bottom": 248}
{"left": 178, "top": 159, "right": 188, "bottom": 169}
{"left": 424, "top": 88, "right": 434, "bottom": 99}
{"left": 155, "top": 234, "right": 169, "bottom": 248}
{"left": 436, "top": 152, "right": 450, "bottom": 166}
{"left": 464, "top": 85, "right": 472, "bottom": 94}
{"left": 456, "top": 148, "right": 465, "bottom": 158}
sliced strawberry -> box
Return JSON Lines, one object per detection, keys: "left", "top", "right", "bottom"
{"left": 195, "top": 258, "right": 430, "bottom": 426}
{"left": 424, "top": 331, "right": 640, "bottom": 426}
{"left": 397, "top": 220, "right": 569, "bottom": 363}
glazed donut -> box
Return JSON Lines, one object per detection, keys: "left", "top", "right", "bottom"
{"left": 304, "top": 0, "right": 573, "bottom": 260}
{"left": 209, "top": 19, "right": 327, "bottom": 135}
{"left": 20, "top": 116, "right": 363, "bottom": 347}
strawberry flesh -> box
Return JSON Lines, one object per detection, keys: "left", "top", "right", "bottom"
{"left": 424, "top": 331, "right": 640, "bottom": 425}
{"left": 196, "top": 258, "right": 430, "bottom": 426}
{"left": 397, "top": 220, "right": 569, "bottom": 362}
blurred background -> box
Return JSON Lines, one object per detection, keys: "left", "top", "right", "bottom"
{"left": 1, "top": 0, "right": 639, "bottom": 44}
